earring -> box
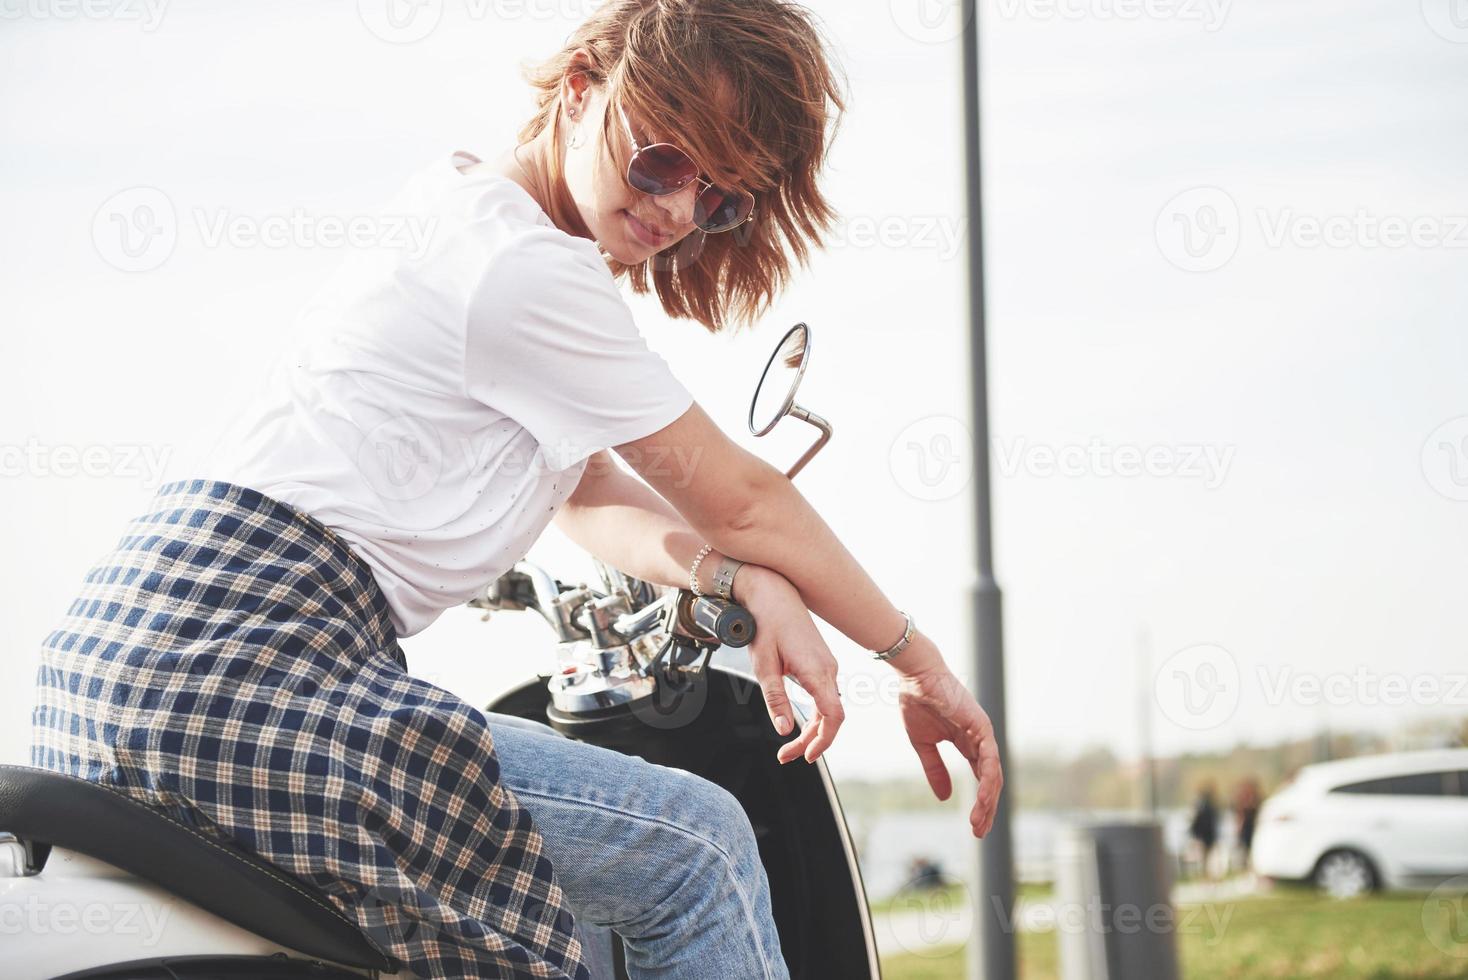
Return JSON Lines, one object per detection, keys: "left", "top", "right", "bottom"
{"left": 566, "top": 109, "right": 585, "bottom": 150}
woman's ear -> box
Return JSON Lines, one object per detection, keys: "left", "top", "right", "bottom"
{"left": 560, "top": 47, "right": 597, "bottom": 118}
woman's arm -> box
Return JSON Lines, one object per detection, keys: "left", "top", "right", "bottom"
{"left": 612, "top": 401, "right": 943, "bottom": 676}
{"left": 553, "top": 450, "right": 724, "bottom": 598}
{"left": 554, "top": 449, "right": 846, "bottom": 761}
{"left": 612, "top": 401, "right": 1003, "bottom": 838}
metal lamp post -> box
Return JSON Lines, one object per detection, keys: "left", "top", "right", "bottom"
{"left": 960, "top": 0, "right": 1017, "bottom": 977}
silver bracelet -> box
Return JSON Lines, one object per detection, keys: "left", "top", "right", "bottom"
{"left": 711, "top": 555, "right": 744, "bottom": 601}
{"left": 688, "top": 543, "right": 713, "bottom": 596}
{"left": 872, "top": 610, "right": 916, "bottom": 661}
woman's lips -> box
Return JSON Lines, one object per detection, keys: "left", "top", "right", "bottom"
{"left": 624, "top": 210, "right": 668, "bottom": 247}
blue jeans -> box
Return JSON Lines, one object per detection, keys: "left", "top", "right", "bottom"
{"left": 485, "top": 712, "right": 792, "bottom": 980}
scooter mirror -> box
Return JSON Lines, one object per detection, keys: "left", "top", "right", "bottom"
{"left": 747, "top": 322, "right": 832, "bottom": 480}
{"left": 748, "top": 322, "right": 810, "bottom": 437}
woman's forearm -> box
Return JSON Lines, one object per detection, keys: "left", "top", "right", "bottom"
{"left": 562, "top": 451, "right": 946, "bottom": 677}
{"left": 702, "top": 456, "right": 946, "bottom": 676}
{"left": 554, "top": 452, "right": 733, "bottom": 598}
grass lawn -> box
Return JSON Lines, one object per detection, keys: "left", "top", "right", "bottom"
{"left": 880, "top": 888, "right": 1468, "bottom": 979}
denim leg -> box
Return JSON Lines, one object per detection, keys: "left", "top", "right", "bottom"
{"left": 485, "top": 712, "right": 791, "bottom": 980}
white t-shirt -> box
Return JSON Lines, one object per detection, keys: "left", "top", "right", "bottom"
{"left": 195, "top": 151, "right": 694, "bottom": 638}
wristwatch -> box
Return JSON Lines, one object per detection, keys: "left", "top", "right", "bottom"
{"left": 872, "top": 610, "right": 915, "bottom": 662}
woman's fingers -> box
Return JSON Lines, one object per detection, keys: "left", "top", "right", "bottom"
{"left": 756, "top": 668, "right": 796, "bottom": 737}
{"left": 912, "top": 738, "right": 953, "bottom": 802}
{"left": 955, "top": 720, "right": 1002, "bottom": 837}
{"left": 776, "top": 718, "right": 818, "bottom": 763}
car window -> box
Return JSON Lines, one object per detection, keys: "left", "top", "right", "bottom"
{"left": 1331, "top": 771, "right": 1454, "bottom": 797}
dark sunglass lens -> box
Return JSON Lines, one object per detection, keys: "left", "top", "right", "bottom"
{"left": 629, "top": 144, "right": 698, "bottom": 195}
{"left": 694, "top": 186, "right": 753, "bottom": 233}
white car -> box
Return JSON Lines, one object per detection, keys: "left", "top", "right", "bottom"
{"left": 1251, "top": 748, "right": 1468, "bottom": 898}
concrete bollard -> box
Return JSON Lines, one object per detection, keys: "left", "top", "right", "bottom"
{"left": 1053, "top": 821, "right": 1180, "bottom": 980}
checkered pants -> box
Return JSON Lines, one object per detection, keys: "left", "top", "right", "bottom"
{"left": 31, "top": 479, "right": 591, "bottom": 980}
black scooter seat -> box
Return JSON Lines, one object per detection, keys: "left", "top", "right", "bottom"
{"left": 0, "top": 765, "right": 392, "bottom": 973}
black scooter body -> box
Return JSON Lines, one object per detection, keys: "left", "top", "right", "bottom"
{"left": 487, "top": 663, "right": 881, "bottom": 980}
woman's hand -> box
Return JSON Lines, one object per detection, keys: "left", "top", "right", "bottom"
{"left": 733, "top": 564, "right": 845, "bottom": 764}
{"left": 894, "top": 643, "right": 1004, "bottom": 838}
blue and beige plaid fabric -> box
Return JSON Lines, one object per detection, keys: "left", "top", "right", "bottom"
{"left": 31, "top": 479, "right": 591, "bottom": 980}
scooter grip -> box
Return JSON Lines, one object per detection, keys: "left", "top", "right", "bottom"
{"left": 686, "top": 595, "right": 756, "bottom": 648}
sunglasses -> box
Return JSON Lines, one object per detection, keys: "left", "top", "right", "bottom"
{"left": 615, "top": 103, "right": 756, "bottom": 235}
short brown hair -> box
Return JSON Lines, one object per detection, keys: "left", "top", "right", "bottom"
{"left": 517, "top": 0, "right": 848, "bottom": 335}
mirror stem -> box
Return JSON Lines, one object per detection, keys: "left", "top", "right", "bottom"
{"left": 783, "top": 405, "right": 832, "bottom": 480}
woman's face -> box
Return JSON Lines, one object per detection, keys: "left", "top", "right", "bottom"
{"left": 561, "top": 83, "right": 706, "bottom": 264}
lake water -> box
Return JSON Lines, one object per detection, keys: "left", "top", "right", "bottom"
{"left": 849, "top": 806, "right": 1241, "bottom": 899}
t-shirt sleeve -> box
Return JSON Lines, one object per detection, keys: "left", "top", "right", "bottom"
{"left": 463, "top": 226, "right": 694, "bottom": 472}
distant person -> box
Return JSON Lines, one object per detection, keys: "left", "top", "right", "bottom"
{"left": 908, "top": 856, "right": 947, "bottom": 890}
{"left": 1188, "top": 782, "right": 1220, "bottom": 880}
{"left": 1233, "top": 778, "right": 1262, "bottom": 874}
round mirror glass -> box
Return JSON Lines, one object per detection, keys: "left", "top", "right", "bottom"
{"left": 748, "top": 323, "right": 810, "bottom": 436}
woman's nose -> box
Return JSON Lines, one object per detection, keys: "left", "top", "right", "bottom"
{"left": 650, "top": 180, "right": 700, "bottom": 230}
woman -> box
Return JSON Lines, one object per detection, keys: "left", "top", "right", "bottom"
{"left": 32, "top": 1, "right": 1003, "bottom": 977}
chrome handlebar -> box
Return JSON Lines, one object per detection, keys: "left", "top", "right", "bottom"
{"left": 466, "top": 559, "right": 755, "bottom": 719}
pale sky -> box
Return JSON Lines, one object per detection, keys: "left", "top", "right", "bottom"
{"left": 3, "top": 0, "right": 1466, "bottom": 783}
